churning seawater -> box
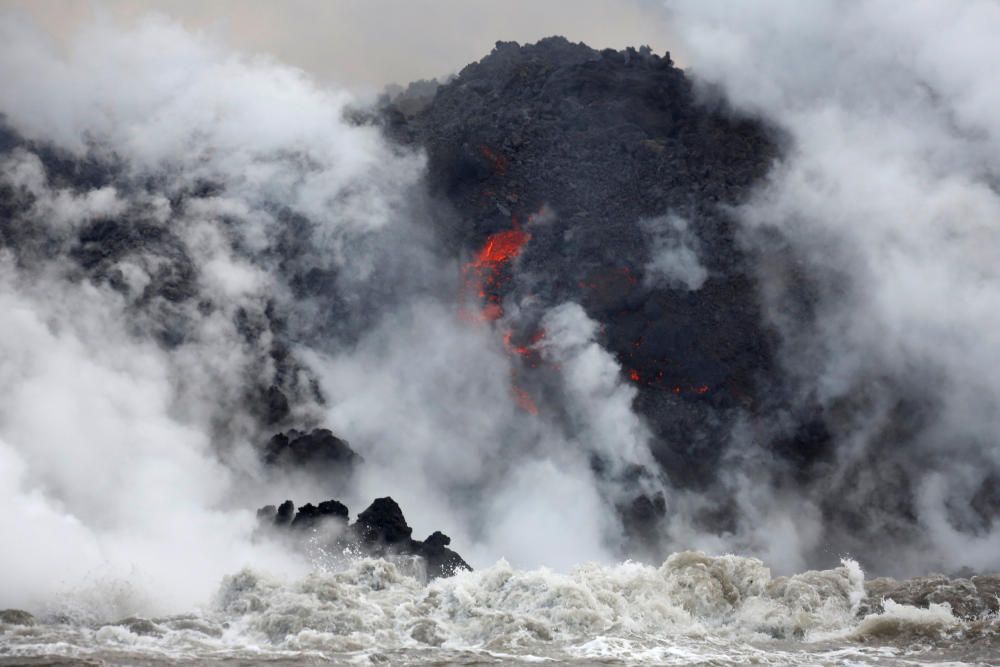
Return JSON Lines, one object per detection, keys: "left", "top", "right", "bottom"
{"left": 1, "top": 551, "right": 997, "bottom": 666}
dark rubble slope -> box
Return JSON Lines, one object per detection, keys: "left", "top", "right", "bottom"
{"left": 386, "top": 37, "right": 780, "bottom": 487}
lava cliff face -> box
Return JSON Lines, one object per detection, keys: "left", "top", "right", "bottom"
{"left": 388, "top": 37, "right": 780, "bottom": 486}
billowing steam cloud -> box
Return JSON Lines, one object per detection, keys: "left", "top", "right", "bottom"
{"left": 0, "top": 12, "right": 422, "bottom": 615}
{"left": 0, "top": 12, "right": 658, "bottom": 615}
{"left": 5, "top": 0, "right": 998, "bottom": 622}
{"left": 668, "top": 0, "right": 1000, "bottom": 574}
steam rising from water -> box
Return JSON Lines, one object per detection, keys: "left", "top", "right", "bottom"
{"left": 5, "top": 552, "right": 995, "bottom": 665}
{"left": 0, "top": 13, "right": 652, "bottom": 614}
{"left": 670, "top": 0, "right": 1000, "bottom": 574}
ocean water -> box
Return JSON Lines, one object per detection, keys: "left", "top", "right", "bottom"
{"left": 1, "top": 552, "right": 996, "bottom": 666}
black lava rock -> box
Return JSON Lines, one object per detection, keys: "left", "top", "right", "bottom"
{"left": 256, "top": 496, "right": 471, "bottom": 580}
{"left": 354, "top": 496, "right": 413, "bottom": 545}
{"left": 275, "top": 500, "right": 295, "bottom": 526}
{"left": 416, "top": 530, "right": 472, "bottom": 579}
{"left": 265, "top": 385, "right": 291, "bottom": 425}
{"left": 264, "top": 428, "right": 361, "bottom": 474}
{"left": 290, "top": 499, "right": 350, "bottom": 529}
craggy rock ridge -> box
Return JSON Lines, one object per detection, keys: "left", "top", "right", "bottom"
{"left": 256, "top": 496, "right": 472, "bottom": 579}
{"left": 386, "top": 37, "right": 779, "bottom": 490}
{"left": 264, "top": 428, "right": 362, "bottom": 480}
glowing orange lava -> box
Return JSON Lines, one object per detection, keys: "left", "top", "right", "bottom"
{"left": 504, "top": 329, "right": 545, "bottom": 356}
{"left": 461, "top": 218, "right": 531, "bottom": 322}
{"left": 476, "top": 227, "right": 530, "bottom": 265}
{"left": 457, "top": 216, "right": 540, "bottom": 414}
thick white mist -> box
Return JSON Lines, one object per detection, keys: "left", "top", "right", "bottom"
{"left": 308, "top": 300, "right": 649, "bottom": 571}
{"left": 0, "top": 13, "right": 424, "bottom": 614}
{"left": 669, "top": 0, "right": 1000, "bottom": 573}
{"left": 0, "top": 11, "right": 665, "bottom": 614}
{"left": 0, "top": 266, "right": 301, "bottom": 615}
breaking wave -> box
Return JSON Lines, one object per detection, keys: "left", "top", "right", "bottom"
{"left": 2, "top": 553, "right": 996, "bottom": 665}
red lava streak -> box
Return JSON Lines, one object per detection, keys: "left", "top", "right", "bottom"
{"left": 504, "top": 329, "right": 546, "bottom": 357}
{"left": 476, "top": 227, "right": 530, "bottom": 265}
{"left": 462, "top": 218, "right": 531, "bottom": 321}
{"left": 459, "top": 217, "right": 539, "bottom": 415}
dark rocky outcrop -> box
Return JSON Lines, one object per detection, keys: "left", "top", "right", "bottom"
{"left": 263, "top": 428, "right": 362, "bottom": 480}
{"left": 416, "top": 531, "right": 469, "bottom": 581}
{"left": 257, "top": 496, "right": 471, "bottom": 579}
{"left": 620, "top": 492, "right": 667, "bottom": 556}
{"left": 385, "top": 37, "right": 780, "bottom": 488}
{"left": 290, "top": 499, "right": 350, "bottom": 529}
{"left": 354, "top": 496, "right": 414, "bottom": 545}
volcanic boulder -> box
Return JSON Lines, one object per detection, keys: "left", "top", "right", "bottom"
{"left": 354, "top": 496, "right": 414, "bottom": 545}
{"left": 263, "top": 428, "right": 362, "bottom": 476}
{"left": 290, "top": 499, "right": 350, "bottom": 530}
{"left": 257, "top": 496, "right": 471, "bottom": 580}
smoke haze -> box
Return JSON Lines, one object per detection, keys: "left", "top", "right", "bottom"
{"left": 669, "top": 0, "right": 1000, "bottom": 573}
{"left": 0, "top": 11, "right": 662, "bottom": 615}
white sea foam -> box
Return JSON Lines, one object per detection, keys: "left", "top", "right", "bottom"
{"left": 2, "top": 552, "right": 994, "bottom": 666}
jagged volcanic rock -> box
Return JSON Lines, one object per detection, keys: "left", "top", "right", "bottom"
{"left": 354, "top": 496, "right": 414, "bottom": 545}
{"left": 257, "top": 496, "right": 471, "bottom": 580}
{"left": 263, "top": 428, "right": 362, "bottom": 477}
{"left": 289, "top": 499, "right": 350, "bottom": 529}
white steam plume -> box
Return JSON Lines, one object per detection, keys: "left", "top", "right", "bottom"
{"left": 669, "top": 0, "right": 1000, "bottom": 574}
{"left": 0, "top": 10, "right": 668, "bottom": 616}
{"left": 0, "top": 12, "right": 424, "bottom": 614}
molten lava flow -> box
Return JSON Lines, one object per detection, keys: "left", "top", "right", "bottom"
{"left": 457, "top": 216, "right": 540, "bottom": 414}
{"left": 476, "top": 227, "right": 531, "bottom": 265}
{"left": 629, "top": 369, "right": 641, "bottom": 382}
{"left": 461, "top": 218, "right": 531, "bottom": 322}
{"left": 504, "top": 329, "right": 545, "bottom": 357}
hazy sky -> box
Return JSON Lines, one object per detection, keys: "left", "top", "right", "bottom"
{"left": 4, "top": 0, "right": 675, "bottom": 92}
